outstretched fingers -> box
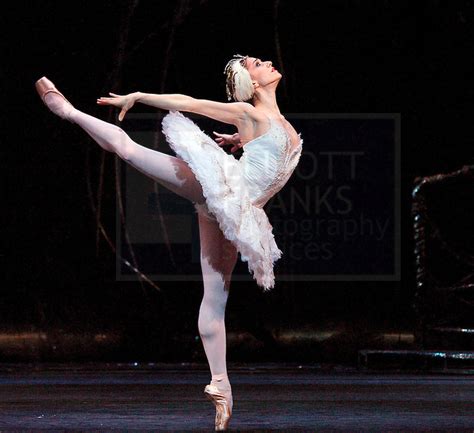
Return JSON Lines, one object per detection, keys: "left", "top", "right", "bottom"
{"left": 96, "top": 97, "right": 114, "bottom": 105}
{"left": 96, "top": 92, "right": 122, "bottom": 105}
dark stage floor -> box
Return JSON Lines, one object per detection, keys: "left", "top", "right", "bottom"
{"left": 0, "top": 362, "right": 473, "bottom": 432}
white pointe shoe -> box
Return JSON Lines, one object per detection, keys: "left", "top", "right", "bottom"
{"left": 204, "top": 383, "right": 233, "bottom": 431}
{"left": 35, "top": 76, "right": 75, "bottom": 121}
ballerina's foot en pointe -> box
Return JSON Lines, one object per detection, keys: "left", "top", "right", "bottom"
{"left": 35, "top": 76, "right": 77, "bottom": 122}
{"left": 205, "top": 373, "right": 233, "bottom": 431}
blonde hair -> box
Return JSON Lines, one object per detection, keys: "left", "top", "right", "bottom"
{"left": 224, "top": 54, "right": 254, "bottom": 102}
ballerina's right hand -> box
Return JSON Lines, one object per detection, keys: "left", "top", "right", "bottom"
{"left": 97, "top": 92, "right": 136, "bottom": 122}
{"left": 213, "top": 131, "right": 242, "bottom": 153}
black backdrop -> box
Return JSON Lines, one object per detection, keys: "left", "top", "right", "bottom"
{"left": 2, "top": 1, "right": 473, "bottom": 360}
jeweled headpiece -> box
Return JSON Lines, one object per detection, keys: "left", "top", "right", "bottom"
{"left": 224, "top": 54, "right": 255, "bottom": 102}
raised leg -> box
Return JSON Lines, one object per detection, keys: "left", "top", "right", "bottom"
{"left": 197, "top": 208, "right": 238, "bottom": 411}
{"left": 42, "top": 92, "right": 206, "bottom": 204}
{"left": 73, "top": 108, "right": 206, "bottom": 204}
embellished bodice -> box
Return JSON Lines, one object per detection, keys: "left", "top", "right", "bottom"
{"left": 240, "top": 117, "right": 303, "bottom": 208}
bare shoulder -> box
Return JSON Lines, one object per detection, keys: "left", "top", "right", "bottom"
{"left": 229, "top": 102, "right": 269, "bottom": 128}
{"left": 238, "top": 103, "right": 269, "bottom": 127}
{"left": 236, "top": 105, "right": 273, "bottom": 144}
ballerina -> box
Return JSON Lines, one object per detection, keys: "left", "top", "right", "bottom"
{"left": 35, "top": 54, "right": 302, "bottom": 431}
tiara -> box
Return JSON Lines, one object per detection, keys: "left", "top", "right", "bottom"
{"left": 224, "top": 54, "right": 249, "bottom": 101}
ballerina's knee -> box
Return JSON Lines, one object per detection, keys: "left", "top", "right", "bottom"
{"left": 113, "top": 126, "right": 135, "bottom": 161}
{"left": 198, "top": 315, "right": 225, "bottom": 339}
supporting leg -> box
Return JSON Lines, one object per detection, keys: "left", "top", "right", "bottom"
{"left": 197, "top": 209, "right": 238, "bottom": 410}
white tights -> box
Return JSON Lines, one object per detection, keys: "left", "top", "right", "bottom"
{"left": 44, "top": 94, "right": 237, "bottom": 402}
{"left": 197, "top": 209, "right": 238, "bottom": 406}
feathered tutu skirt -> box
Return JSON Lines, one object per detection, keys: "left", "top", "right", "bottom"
{"left": 161, "top": 111, "right": 282, "bottom": 291}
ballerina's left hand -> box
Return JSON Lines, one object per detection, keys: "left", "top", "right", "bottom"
{"left": 97, "top": 92, "right": 138, "bottom": 122}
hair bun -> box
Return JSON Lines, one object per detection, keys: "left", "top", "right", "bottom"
{"left": 224, "top": 54, "right": 255, "bottom": 102}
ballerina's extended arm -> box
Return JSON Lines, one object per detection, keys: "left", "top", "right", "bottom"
{"left": 97, "top": 91, "right": 253, "bottom": 126}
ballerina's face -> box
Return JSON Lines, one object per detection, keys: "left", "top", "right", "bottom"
{"left": 244, "top": 56, "right": 282, "bottom": 88}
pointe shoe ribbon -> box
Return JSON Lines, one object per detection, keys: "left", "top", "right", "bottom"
{"left": 204, "top": 384, "right": 233, "bottom": 431}
{"left": 35, "top": 76, "right": 75, "bottom": 121}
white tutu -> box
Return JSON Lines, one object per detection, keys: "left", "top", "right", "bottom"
{"left": 161, "top": 110, "right": 302, "bottom": 291}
